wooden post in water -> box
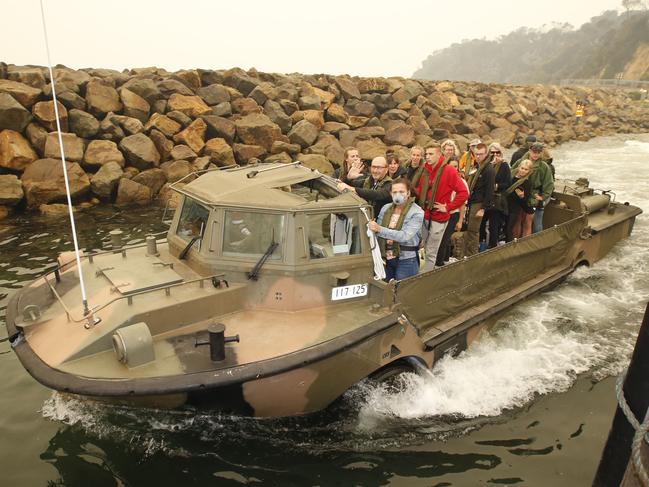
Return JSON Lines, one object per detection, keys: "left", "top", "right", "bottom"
{"left": 593, "top": 302, "right": 649, "bottom": 486}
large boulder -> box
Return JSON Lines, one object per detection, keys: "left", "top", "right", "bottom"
{"left": 6, "top": 67, "right": 47, "bottom": 89}
{"left": 384, "top": 124, "right": 416, "bottom": 146}
{"left": 25, "top": 123, "right": 48, "bottom": 155}
{"left": 44, "top": 132, "right": 85, "bottom": 161}
{"left": 90, "top": 161, "right": 123, "bottom": 199}
{"left": 203, "top": 138, "right": 236, "bottom": 166}
{"left": 489, "top": 127, "right": 516, "bottom": 147}
{"left": 234, "top": 113, "right": 282, "bottom": 151}
{"left": 173, "top": 118, "right": 206, "bottom": 154}
{"left": 0, "top": 93, "right": 33, "bottom": 131}
{"left": 298, "top": 153, "right": 334, "bottom": 175}
{"left": 196, "top": 84, "right": 230, "bottom": 106}
{"left": 120, "top": 78, "right": 162, "bottom": 105}
{"left": 263, "top": 100, "right": 292, "bottom": 134}
{"left": 58, "top": 91, "right": 87, "bottom": 111}
{"left": 158, "top": 79, "right": 194, "bottom": 97}
{"left": 132, "top": 168, "right": 167, "bottom": 195}
{"left": 84, "top": 140, "right": 125, "bottom": 168}
{"left": 21, "top": 158, "right": 90, "bottom": 207}
{"left": 167, "top": 94, "right": 211, "bottom": 118}
{"left": 288, "top": 119, "right": 318, "bottom": 148}
{"left": 115, "top": 177, "right": 152, "bottom": 206}
{"left": 201, "top": 115, "right": 236, "bottom": 143}
{"left": 53, "top": 69, "right": 91, "bottom": 93}
{"left": 120, "top": 88, "right": 150, "bottom": 123}
{"left": 33, "top": 100, "right": 68, "bottom": 132}
{"left": 233, "top": 143, "right": 266, "bottom": 163}
{"left": 118, "top": 133, "right": 160, "bottom": 169}
{"left": 149, "top": 129, "right": 174, "bottom": 161}
{"left": 144, "top": 113, "right": 181, "bottom": 137}
{"left": 325, "top": 103, "right": 348, "bottom": 124}
{"left": 86, "top": 78, "right": 122, "bottom": 115}
{"left": 170, "top": 144, "right": 197, "bottom": 161}
{"left": 334, "top": 77, "right": 360, "bottom": 100}
{"left": 0, "top": 129, "right": 38, "bottom": 171}
{"left": 0, "top": 174, "right": 24, "bottom": 205}
{"left": 68, "top": 109, "right": 99, "bottom": 138}
{"left": 392, "top": 80, "right": 424, "bottom": 104}
{"left": 0, "top": 80, "right": 41, "bottom": 108}
{"left": 231, "top": 97, "right": 260, "bottom": 115}
{"left": 222, "top": 68, "right": 259, "bottom": 96}
{"left": 356, "top": 138, "right": 387, "bottom": 160}
{"left": 161, "top": 160, "right": 192, "bottom": 183}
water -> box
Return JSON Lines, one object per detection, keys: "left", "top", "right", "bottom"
{"left": 1, "top": 134, "right": 648, "bottom": 486}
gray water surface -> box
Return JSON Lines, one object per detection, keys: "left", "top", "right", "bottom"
{"left": 1, "top": 134, "right": 648, "bottom": 486}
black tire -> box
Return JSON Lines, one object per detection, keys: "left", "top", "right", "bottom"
{"left": 369, "top": 364, "right": 413, "bottom": 393}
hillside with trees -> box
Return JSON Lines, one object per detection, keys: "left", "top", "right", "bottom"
{"left": 413, "top": 9, "right": 649, "bottom": 84}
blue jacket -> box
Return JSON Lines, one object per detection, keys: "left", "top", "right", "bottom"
{"left": 376, "top": 202, "right": 424, "bottom": 260}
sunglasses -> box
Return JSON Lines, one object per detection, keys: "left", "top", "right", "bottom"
{"left": 490, "top": 151, "right": 502, "bottom": 156}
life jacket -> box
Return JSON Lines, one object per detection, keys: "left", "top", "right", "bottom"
{"left": 378, "top": 197, "right": 416, "bottom": 259}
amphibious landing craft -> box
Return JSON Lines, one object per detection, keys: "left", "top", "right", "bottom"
{"left": 5, "top": 163, "right": 642, "bottom": 416}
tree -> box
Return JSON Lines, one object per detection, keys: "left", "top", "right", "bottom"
{"left": 621, "top": 0, "right": 647, "bottom": 11}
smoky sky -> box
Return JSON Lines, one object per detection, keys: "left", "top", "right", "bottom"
{"left": 4, "top": 0, "right": 623, "bottom": 77}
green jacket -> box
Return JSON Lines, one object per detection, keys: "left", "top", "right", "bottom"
{"left": 511, "top": 153, "right": 554, "bottom": 206}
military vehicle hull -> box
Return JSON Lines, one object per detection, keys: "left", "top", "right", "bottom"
{"left": 4, "top": 169, "right": 643, "bottom": 417}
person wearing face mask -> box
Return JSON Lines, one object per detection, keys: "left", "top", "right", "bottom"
{"left": 368, "top": 178, "right": 424, "bottom": 281}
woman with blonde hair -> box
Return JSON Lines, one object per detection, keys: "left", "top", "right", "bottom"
{"left": 505, "top": 159, "right": 535, "bottom": 241}
{"left": 441, "top": 139, "right": 460, "bottom": 160}
{"left": 405, "top": 145, "right": 425, "bottom": 186}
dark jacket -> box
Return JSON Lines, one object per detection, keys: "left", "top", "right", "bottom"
{"left": 507, "top": 177, "right": 535, "bottom": 214}
{"left": 468, "top": 162, "right": 496, "bottom": 208}
{"left": 388, "top": 165, "right": 407, "bottom": 180}
{"left": 510, "top": 147, "right": 527, "bottom": 166}
{"left": 351, "top": 176, "right": 392, "bottom": 220}
{"left": 492, "top": 162, "right": 512, "bottom": 213}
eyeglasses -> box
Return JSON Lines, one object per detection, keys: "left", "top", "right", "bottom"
{"left": 371, "top": 165, "right": 387, "bottom": 169}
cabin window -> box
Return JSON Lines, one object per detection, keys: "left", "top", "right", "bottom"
{"left": 306, "top": 212, "right": 362, "bottom": 259}
{"left": 277, "top": 178, "right": 338, "bottom": 202}
{"left": 176, "top": 198, "right": 210, "bottom": 248}
{"left": 222, "top": 211, "right": 285, "bottom": 260}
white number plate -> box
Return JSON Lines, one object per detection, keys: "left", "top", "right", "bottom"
{"left": 331, "top": 283, "right": 368, "bottom": 301}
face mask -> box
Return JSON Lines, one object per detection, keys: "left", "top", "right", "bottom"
{"left": 392, "top": 193, "right": 406, "bottom": 205}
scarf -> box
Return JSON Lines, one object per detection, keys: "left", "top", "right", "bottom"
{"left": 417, "top": 159, "right": 448, "bottom": 211}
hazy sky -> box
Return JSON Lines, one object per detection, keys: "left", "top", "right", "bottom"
{"left": 3, "top": 0, "right": 623, "bottom": 78}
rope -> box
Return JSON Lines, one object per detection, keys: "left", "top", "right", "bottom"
{"left": 39, "top": 0, "right": 90, "bottom": 316}
{"left": 615, "top": 369, "right": 649, "bottom": 485}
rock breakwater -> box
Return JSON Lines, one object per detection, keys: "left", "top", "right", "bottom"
{"left": 0, "top": 63, "right": 648, "bottom": 218}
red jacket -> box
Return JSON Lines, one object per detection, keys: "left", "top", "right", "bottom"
{"left": 416, "top": 159, "right": 469, "bottom": 222}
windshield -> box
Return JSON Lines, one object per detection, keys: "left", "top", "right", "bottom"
{"left": 222, "top": 211, "right": 285, "bottom": 260}
{"left": 307, "top": 211, "right": 362, "bottom": 259}
{"left": 176, "top": 198, "right": 210, "bottom": 249}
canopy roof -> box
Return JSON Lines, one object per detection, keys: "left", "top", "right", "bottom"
{"left": 176, "top": 163, "right": 366, "bottom": 210}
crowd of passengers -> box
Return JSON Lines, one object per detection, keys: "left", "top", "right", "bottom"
{"left": 333, "top": 135, "right": 555, "bottom": 281}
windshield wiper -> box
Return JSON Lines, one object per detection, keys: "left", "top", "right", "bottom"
{"left": 247, "top": 236, "right": 278, "bottom": 281}
{"left": 179, "top": 236, "right": 201, "bottom": 260}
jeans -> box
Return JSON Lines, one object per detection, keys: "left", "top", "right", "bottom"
{"left": 385, "top": 256, "right": 420, "bottom": 281}
{"left": 532, "top": 197, "right": 550, "bottom": 233}
{"left": 421, "top": 219, "right": 448, "bottom": 272}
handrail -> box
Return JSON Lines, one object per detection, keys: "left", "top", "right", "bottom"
{"left": 36, "top": 271, "right": 226, "bottom": 325}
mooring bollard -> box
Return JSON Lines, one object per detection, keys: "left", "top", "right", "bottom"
{"left": 593, "top": 302, "right": 649, "bottom": 486}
